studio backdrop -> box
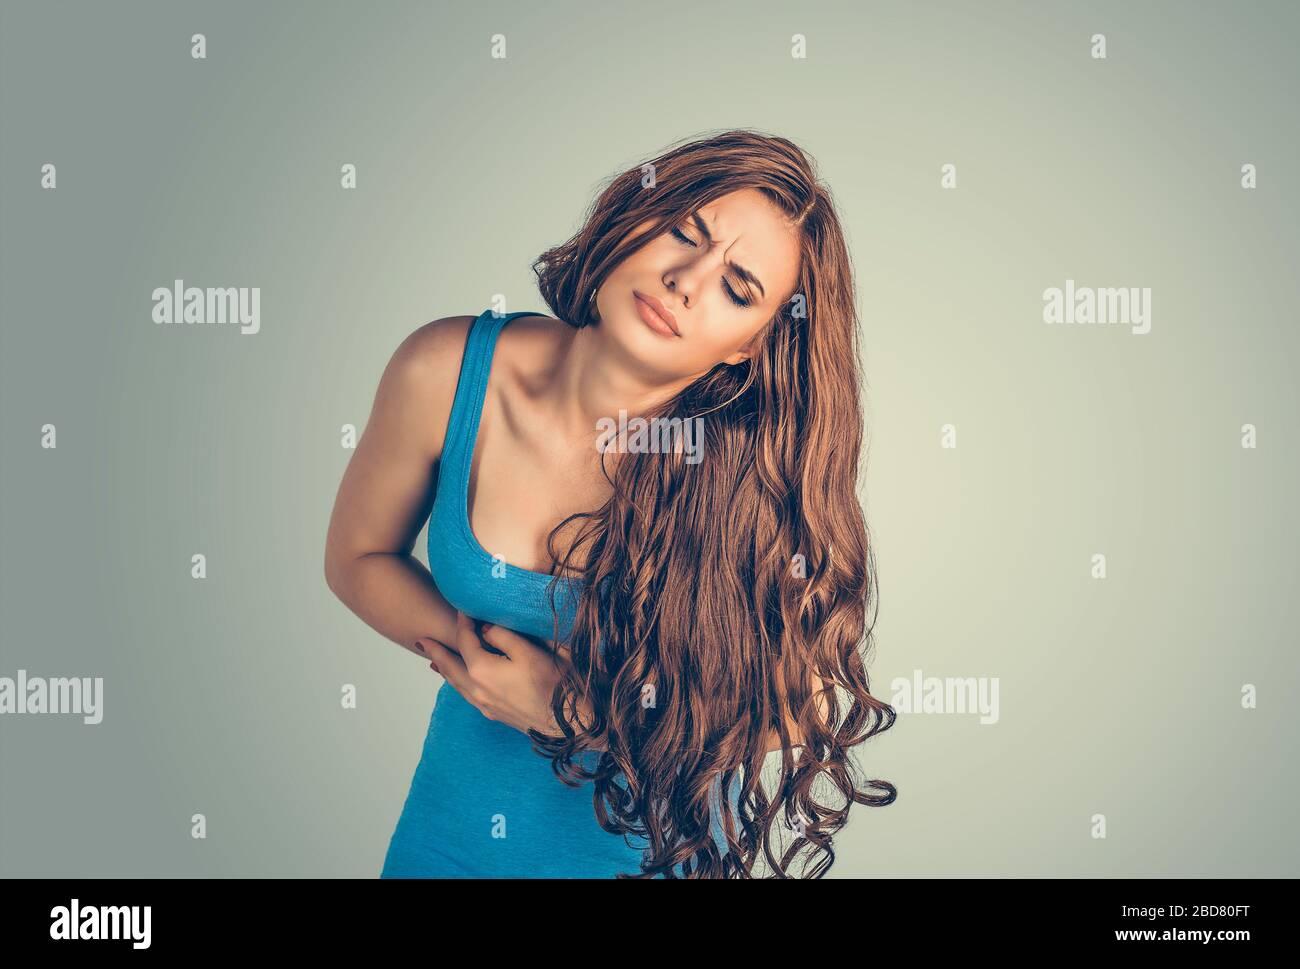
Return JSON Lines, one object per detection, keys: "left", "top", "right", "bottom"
{"left": 1, "top": 0, "right": 1296, "bottom": 878}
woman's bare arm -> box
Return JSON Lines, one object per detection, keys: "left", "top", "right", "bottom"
{"left": 324, "top": 316, "right": 475, "bottom": 659}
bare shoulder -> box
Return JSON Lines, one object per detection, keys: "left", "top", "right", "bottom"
{"left": 402, "top": 313, "right": 477, "bottom": 369}
{"left": 378, "top": 314, "right": 478, "bottom": 461}
{"left": 402, "top": 311, "right": 565, "bottom": 379}
{"left": 493, "top": 312, "right": 572, "bottom": 384}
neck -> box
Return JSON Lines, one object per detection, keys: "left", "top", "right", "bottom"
{"left": 544, "top": 322, "right": 696, "bottom": 441}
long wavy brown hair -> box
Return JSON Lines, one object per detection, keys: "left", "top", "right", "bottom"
{"left": 525, "top": 128, "right": 896, "bottom": 878}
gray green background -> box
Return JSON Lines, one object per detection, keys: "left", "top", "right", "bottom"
{"left": 2, "top": 0, "right": 1296, "bottom": 877}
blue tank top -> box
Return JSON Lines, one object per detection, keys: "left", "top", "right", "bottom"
{"left": 380, "top": 309, "right": 741, "bottom": 878}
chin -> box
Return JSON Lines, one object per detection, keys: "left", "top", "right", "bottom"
{"left": 614, "top": 307, "right": 677, "bottom": 366}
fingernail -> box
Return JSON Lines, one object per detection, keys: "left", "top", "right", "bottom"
{"left": 414, "top": 641, "right": 427, "bottom": 657}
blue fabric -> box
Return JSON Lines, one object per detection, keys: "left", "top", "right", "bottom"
{"left": 381, "top": 309, "right": 741, "bottom": 878}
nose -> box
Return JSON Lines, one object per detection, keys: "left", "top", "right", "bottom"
{"left": 663, "top": 275, "right": 691, "bottom": 309}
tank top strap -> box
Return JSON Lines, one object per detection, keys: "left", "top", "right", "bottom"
{"left": 440, "top": 308, "right": 546, "bottom": 484}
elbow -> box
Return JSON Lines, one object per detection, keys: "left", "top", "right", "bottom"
{"left": 324, "top": 552, "right": 351, "bottom": 598}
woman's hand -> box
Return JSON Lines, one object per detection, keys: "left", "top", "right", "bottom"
{"left": 417, "top": 612, "right": 589, "bottom": 738}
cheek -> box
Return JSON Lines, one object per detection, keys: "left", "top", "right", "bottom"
{"left": 677, "top": 322, "right": 754, "bottom": 370}
{"left": 709, "top": 311, "right": 765, "bottom": 354}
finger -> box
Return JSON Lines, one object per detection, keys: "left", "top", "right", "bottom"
{"left": 478, "top": 621, "right": 544, "bottom": 661}
{"left": 421, "top": 639, "right": 468, "bottom": 691}
{"left": 454, "top": 611, "right": 491, "bottom": 673}
{"left": 471, "top": 620, "right": 511, "bottom": 658}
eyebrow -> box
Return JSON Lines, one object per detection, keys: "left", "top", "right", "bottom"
{"left": 690, "top": 211, "right": 766, "bottom": 301}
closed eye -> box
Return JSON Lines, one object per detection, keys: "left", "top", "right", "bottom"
{"left": 670, "top": 226, "right": 751, "bottom": 309}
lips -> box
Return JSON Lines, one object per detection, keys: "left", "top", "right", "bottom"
{"left": 634, "top": 291, "right": 680, "bottom": 337}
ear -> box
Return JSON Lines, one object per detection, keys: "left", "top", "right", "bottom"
{"left": 725, "top": 326, "right": 767, "bottom": 367}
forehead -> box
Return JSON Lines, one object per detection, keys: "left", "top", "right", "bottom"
{"left": 699, "top": 189, "right": 801, "bottom": 299}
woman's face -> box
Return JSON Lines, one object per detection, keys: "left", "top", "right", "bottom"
{"left": 595, "top": 188, "right": 802, "bottom": 382}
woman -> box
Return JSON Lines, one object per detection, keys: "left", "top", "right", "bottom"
{"left": 324, "top": 129, "right": 897, "bottom": 878}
